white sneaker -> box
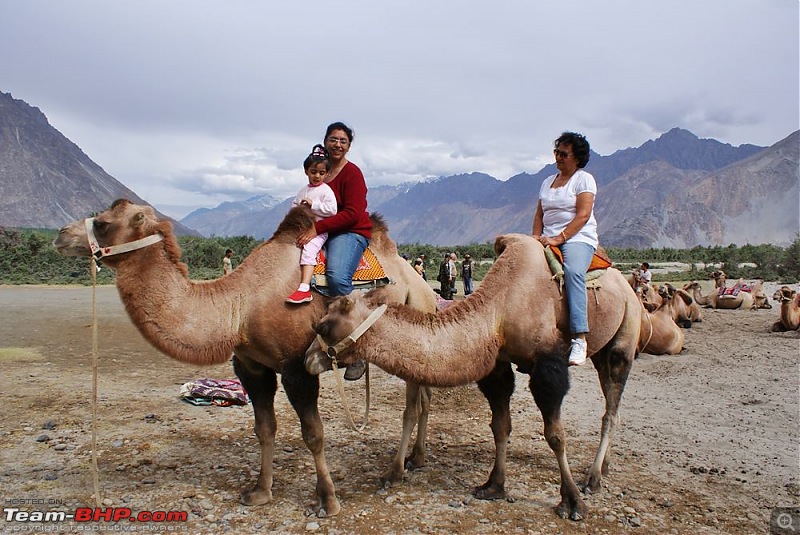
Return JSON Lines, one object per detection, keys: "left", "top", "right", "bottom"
{"left": 568, "top": 338, "right": 588, "bottom": 366}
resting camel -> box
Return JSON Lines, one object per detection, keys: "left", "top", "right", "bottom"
{"left": 662, "top": 284, "right": 702, "bottom": 327}
{"left": 637, "top": 290, "right": 685, "bottom": 355}
{"left": 307, "top": 233, "right": 641, "bottom": 521}
{"left": 53, "top": 199, "right": 439, "bottom": 517}
{"left": 684, "top": 281, "right": 755, "bottom": 310}
{"left": 771, "top": 286, "right": 800, "bottom": 332}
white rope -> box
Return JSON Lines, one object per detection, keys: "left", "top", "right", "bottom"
{"left": 90, "top": 258, "right": 101, "bottom": 507}
{"left": 330, "top": 360, "right": 370, "bottom": 433}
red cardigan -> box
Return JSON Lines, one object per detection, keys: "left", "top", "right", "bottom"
{"left": 315, "top": 161, "right": 372, "bottom": 240}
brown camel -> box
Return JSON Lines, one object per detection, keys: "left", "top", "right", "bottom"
{"left": 306, "top": 233, "right": 641, "bottom": 521}
{"left": 662, "top": 284, "right": 702, "bottom": 327}
{"left": 637, "top": 291, "right": 685, "bottom": 355}
{"left": 771, "top": 286, "right": 800, "bottom": 332}
{"left": 684, "top": 281, "right": 755, "bottom": 310}
{"left": 52, "top": 199, "right": 438, "bottom": 517}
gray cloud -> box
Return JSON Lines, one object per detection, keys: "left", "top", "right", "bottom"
{"left": 2, "top": 0, "right": 797, "bottom": 218}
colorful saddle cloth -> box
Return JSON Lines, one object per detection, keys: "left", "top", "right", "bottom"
{"left": 312, "top": 247, "right": 390, "bottom": 292}
{"left": 718, "top": 284, "right": 752, "bottom": 297}
{"left": 179, "top": 378, "right": 249, "bottom": 407}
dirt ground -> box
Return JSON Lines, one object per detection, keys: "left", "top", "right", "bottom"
{"left": 0, "top": 283, "right": 798, "bottom": 534}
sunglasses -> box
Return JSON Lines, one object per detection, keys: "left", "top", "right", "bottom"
{"left": 553, "top": 149, "right": 573, "bottom": 159}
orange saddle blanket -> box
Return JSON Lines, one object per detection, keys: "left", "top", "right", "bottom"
{"left": 548, "top": 245, "right": 612, "bottom": 272}
{"left": 312, "top": 248, "right": 388, "bottom": 286}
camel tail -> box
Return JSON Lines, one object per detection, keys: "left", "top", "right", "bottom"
{"left": 529, "top": 353, "right": 570, "bottom": 415}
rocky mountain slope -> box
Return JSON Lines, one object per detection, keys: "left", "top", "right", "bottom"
{"left": 0, "top": 91, "right": 197, "bottom": 234}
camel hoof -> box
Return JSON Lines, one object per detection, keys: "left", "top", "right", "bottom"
{"left": 556, "top": 499, "right": 586, "bottom": 521}
{"left": 404, "top": 453, "right": 425, "bottom": 471}
{"left": 473, "top": 483, "right": 506, "bottom": 501}
{"left": 240, "top": 487, "right": 272, "bottom": 506}
{"left": 304, "top": 349, "right": 332, "bottom": 375}
{"left": 582, "top": 473, "right": 602, "bottom": 494}
{"left": 381, "top": 468, "right": 404, "bottom": 489}
{"left": 306, "top": 498, "right": 341, "bottom": 518}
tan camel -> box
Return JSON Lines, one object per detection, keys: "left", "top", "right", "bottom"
{"left": 306, "top": 233, "right": 641, "bottom": 521}
{"left": 53, "top": 199, "right": 439, "bottom": 517}
{"left": 662, "top": 284, "right": 702, "bottom": 327}
{"left": 710, "top": 270, "right": 727, "bottom": 288}
{"left": 637, "top": 291, "right": 685, "bottom": 355}
{"left": 628, "top": 274, "right": 663, "bottom": 312}
{"left": 771, "top": 286, "right": 800, "bottom": 332}
{"left": 684, "top": 281, "right": 755, "bottom": 310}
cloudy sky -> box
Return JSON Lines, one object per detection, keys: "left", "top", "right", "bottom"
{"left": 2, "top": 1, "right": 798, "bottom": 219}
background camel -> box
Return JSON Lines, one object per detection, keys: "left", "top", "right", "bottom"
{"left": 53, "top": 199, "right": 438, "bottom": 517}
{"left": 661, "top": 284, "right": 702, "bottom": 327}
{"left": 771, "top": 286, "right": 800, "bottom": 331}
{"left": 684, "top": 281, "right": 755, "bottom": 310}
{"left": 637, "top": 290, "right": 685, "bottom": 355}
{"left": 307, "top": 233, "right": 641, "bottom": 521}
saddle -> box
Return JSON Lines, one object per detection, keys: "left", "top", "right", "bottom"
{"left": 544, "top": 245, "right": 612, "bottom": 292}
{"left": 311, "top": 248, "right": 390, "bottom": 295}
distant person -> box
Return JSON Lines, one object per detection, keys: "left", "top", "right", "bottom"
{"left": 417, "top": 254, "right": 427, "bottom": 280}
{"left": 532, "top": 131, "right": 598, "bottom": 367}
{"left": 461, "top": 254, "right": 474, "bottom": 296}
{"left": 413, "top": 257, "right": 425, "bottom": 277}
{"left": 222, "top": 249, "right": 234, "bottom": 276}
{"left": 635, "top": 262, "right": 652, "bottom": 289}
{"left": 448, "top": 252, "right": 458, "bottom": 294}
{"left": 286, "top": 144, "right": 338, "bottom": 304}
{"left": 437, "top": 252, "right": 453, "bottom": 299}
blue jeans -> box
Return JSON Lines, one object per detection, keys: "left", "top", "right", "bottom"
{"left": 558, "top": 241, "right": 595, "bottom": 335}
{"left": 324, "top": 232, "right": 369, "bottom": 297}
{"left": 463, "top": 276, "right": 473, "bottom": 295}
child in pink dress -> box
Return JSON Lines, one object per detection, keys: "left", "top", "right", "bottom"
{"left": 286, "top": 145, "right": 338, "bottom": 304}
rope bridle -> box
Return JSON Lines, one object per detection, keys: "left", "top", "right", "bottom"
{"left": 85, "top": 217, "right": 164, "bottom": 260}
{"left": 314, "top": 304, "right": 387, "bottom": 432}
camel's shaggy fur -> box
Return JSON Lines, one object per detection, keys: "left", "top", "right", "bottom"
{"left": 771, "top": 286, "right": 800, "bottom": 332}
{"left": 53, "top": 199, "right": 437, "bottom": 517}
{"left": 307, "top": 233, "right": 641, "bottom": 521}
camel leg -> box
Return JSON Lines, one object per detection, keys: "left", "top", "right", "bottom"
{"left": 381, "top": 383, "right": 432, "bottom": 487}
{"left": 530, "top": 355, "right": 585, "bottom": 521}
{"left": 233, "top": 356, "right": 278, "bottom": 507}
{"left": 473, "top": 361, "right": 514, "bottom": 500}
{"left": 280, "top": 355, "right": 341, "bottom": 517}
{"left": 585, "top": 346, "right": 633, "bottom": 493}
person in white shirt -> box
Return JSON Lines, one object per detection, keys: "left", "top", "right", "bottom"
{"left": 222, "top": 249, "right": 234, "bottom": 276}
{"left": 532, "top": 132, "right": 598, "bottom": 366}
{"left": 286, "top": 145, "right": 338, "bottom": 304}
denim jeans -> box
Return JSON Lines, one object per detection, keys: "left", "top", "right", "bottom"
{"left": 558, "top": 241, "right": 595, "bottom": 335}
{"left": 324, "top": 232, "right": 369, "bottom": 296}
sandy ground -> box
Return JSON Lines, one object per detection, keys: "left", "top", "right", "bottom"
{"left": 0, "top": 283, "right": 798, "bottom": 535}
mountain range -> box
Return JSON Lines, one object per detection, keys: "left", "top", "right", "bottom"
{"left": 182, "top": 128, "right": 798, "bottom": 247}
{"left": 1, "top": 89, "right": 797, "bottom": 247}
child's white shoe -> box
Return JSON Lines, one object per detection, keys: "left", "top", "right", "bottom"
{"left": 568, "top": 338, "right": 587, "bottom": 366}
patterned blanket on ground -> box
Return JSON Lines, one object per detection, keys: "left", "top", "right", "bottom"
{"left": 180, "top": 378, "right": 249, "bottom": 407}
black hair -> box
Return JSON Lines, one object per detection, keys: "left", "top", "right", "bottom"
{"left": 225, "top": 249, "right": 233, "bottom": 255}
{"left": 555, "top": 131, "right": 591, "bottom": 168}
{"left": 303, "top": 144, "right": 331, "bottom": 171}
{"left": 642, "top": 262, "right": 650, "bottom": 269}
{"left": 325, "top": 121, "right": 354, "bottom": 143}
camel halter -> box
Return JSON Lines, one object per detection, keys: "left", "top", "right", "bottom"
{"left": 315, "top": 304, "right": 387, "bottom": 432}
{"left": 85, "top": 217, "right": 164, "bottom": 260}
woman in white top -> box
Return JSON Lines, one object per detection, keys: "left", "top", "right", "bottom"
{"left": 532, "top": 132, "right": 598, "bottom": 366}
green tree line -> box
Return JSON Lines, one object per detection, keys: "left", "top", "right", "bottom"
{"left": 1, "top": 227, "right": 798, "bottom": 285}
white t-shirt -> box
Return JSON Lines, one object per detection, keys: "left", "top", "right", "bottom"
{"left": 292, "top": 183, "right": 337, "bottom": 221}
{"left": 538, "top": 169, "right": 598, "bottom": 248}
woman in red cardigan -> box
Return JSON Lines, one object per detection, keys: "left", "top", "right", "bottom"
{"left": 296, "top": 122, "right": 372, "bottom": 378}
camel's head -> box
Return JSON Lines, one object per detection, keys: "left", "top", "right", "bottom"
{"left": 304, "top": 293, "right": 381, "bottom": 373}
{"left": 54, "top": 199, "right": 164, "bottom": 259}
{"left": 774, "top": 286, "right": 797, "bottom": 303}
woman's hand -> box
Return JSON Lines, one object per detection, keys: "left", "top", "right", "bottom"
{"left": 537, "top": 233, "right": 566, "bottom": 247}
{"left": 296, "top": 227, "right": 317, "bottom": 248}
